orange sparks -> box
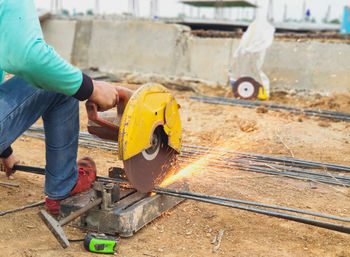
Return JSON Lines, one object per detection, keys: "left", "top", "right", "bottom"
{"left": 159, "top": 157, "right": 209, "bottom": 188}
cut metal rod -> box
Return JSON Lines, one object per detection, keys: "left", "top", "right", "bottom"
{"left": 0, "top": 201, "right": 45, "bottom": 217}
{"left": 26, "top": 125, "right": 350, "bottom": 173}
{"left": 178, "top": 154, "right": 350, "bottom": 184}
{"left": 178, "top": 158, "right": 350, "bottom": 187}
{"left": 0, "top": 181, "right": 19, "bottom": 187}
{"left": 153, "top": 188, "right": 350, "bottom": 234}
{"left": 10, "top": 164, "right": 350, "bottom": 234}
{"left": 154, "top": 187, "right": 350, "bottom": 222}
{"left": 23, "top": 128, "right": 350, "bottom": 186}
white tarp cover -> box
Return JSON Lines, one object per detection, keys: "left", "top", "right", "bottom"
{"left": 232, "top": 18, "right": 275, "bottom": 96}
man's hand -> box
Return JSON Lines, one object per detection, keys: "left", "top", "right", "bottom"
{"left": 89, "top": 81, "right": 120, "bottom": 111}
{"left": 0, "top": 154, "right": 19, "bottom": 180}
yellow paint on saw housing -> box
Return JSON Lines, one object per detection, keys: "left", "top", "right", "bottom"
{"left": 118, "top": 83, "right": 182, "bottom": 160}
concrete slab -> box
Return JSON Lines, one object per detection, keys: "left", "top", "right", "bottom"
{"left": 188, "top": 37, "right": 239, "bottom": 85}
{"left": 264, "top": 41, "right": 350, "bottom": 94}
{"left": 41, "top": 19, "right": 77, "bottom": 62}
{"left": 88, "top": 20, "right": 191, "bottom": 77}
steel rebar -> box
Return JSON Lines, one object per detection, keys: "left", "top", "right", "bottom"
{"left": 153, "top": 188, "right": 350, "bottom": 234}
{"left": 0, "top": 181, "right": 19, "bottom": 187}
{"left": 23, "top": 126, "right": 350, "bottom": 186}
{"left": 190, "top": 95, "right": 350, "bottom": 121}
{"left": 0, "top": 201, "right": 45, "bottom": 217}
{"left": 10, "top": 164, "right": 350, "bottom": 234}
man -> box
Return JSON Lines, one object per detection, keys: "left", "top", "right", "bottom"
{"left": 0, "top": 0, "right": 121, "bottom": 214}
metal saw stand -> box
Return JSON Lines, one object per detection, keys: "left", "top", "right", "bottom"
{"left": 59, "top": 170, "right": 185, "bottom": 237}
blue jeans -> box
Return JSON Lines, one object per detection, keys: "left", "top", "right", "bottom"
{"left": 0, "top": 76, "right": 79, "bottom": 200}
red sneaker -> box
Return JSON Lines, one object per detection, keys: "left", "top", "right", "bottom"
{"left": 45, "top": 157, "right": 97, "bottom": 215}
{"left": 45, "top": 197, "right": 60, "bottom": 215}
{"left": 70, "top": 157, "right": 97, "bottom": 195}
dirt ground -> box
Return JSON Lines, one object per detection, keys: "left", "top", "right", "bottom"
{"left": 0, "top": 82, "right": 350, "bottom": 257}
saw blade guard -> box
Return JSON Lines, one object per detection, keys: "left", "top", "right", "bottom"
{"left": 118, "top": 83, "right": 182, "bottom": 161}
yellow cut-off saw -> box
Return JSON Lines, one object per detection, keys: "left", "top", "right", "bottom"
{"left": 86, "top": 83, "right": 181, "bottom": 193}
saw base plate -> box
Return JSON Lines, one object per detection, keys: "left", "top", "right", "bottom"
{"left": 59, "top": 173, "right": 187, "bottom": 237}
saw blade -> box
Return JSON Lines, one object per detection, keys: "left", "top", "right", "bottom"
{"left": 123, "top": 127, "right": 176, "bottom": 193}
{"left": 123, "top": 144, "right": 176, "bottom": 193}
{"left": 232, "top": 76, "right": 261, "bottom": 99}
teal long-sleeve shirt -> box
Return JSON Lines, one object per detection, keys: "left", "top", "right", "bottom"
{"left": 0, "top": 0, "right": 90, "bottom": 96}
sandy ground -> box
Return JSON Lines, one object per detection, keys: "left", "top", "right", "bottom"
{"left": 0, "top": 82, "right": 350, "bottom": 257}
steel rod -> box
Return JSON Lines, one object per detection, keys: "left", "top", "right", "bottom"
{"left": 0, "top": 181, "right": 19, "bottom": 187}
{"left": 178, "top": 158, "right": 350, "bottom": 187}
{"left": 154, "top": 187, "right": 350, "bottom": 222}
{"left": 179, "top": 153, "right": 350, "bottom": 183}
{"left": 26, "top": 125, "right": 350, "bottom": 173}
{"left": 10, "top": 164, "right": 350, "bottom": 234}
{"left": 0, "top": 201, "right": 45, "bottom": 217}
{"left": 190, "top": 95, "right": 350, "bottom": 121}
{"left": 23, "top": 127, "right": 350, "bottom": 186}
{"left": 153, "top": 189, "right": 350, "bottom": 234}
{"left": 182, "top": 144, "right": 350, "bottom": 173}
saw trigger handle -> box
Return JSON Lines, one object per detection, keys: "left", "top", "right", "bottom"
{"left": 86, "top": 102, "right": 119, "bottom": 130}
{"left": 116, "top": 87, "right": 131, "bottom": 114}
{"left": 86, "top": 87, "right": 133, "bottom": 142}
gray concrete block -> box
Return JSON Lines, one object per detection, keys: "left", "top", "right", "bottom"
{"left": 41, "top": 19, "right": 77, "bottom": 62}
{"left": 71, "top": 19, "right": 93, "bottom": 68}
{"left": 88, "top": 20, "right": 191, "bottom": 77}
{"left": 188, "top": 37, "right": 239, "bottom": 85}
{"left": 264, "top": 41, "right": 350, "bottom": 94}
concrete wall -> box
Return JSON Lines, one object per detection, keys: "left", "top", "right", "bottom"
{"left": 41, "top": 19, "right": 77, "bottom": 62}
{"left": 41, "top": 18, "right": 350, "bottom": 94}
{"left": 264, "top": 41, "right": 350, "bottom": 93}
{"left": 88, "top": 21, "right": 190, "bottom": 77}
{"left": 188, "top": 37, "right": 239, "bottom": 84}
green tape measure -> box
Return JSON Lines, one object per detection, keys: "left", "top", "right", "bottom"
{"left": 84, "top": 233, "right": 119, "bottom": 254}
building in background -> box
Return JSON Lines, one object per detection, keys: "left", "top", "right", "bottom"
{"left": 180, "top": 0, "right": 256, "bottom": 20}
{"left": 150, "top": 0, "right": 159, "bottom": 17}
{"left": 50, "top": 0, "right": 62, "bottom": 14}
{"left": 128, "top": 0, "right": 140, "bottom": 16}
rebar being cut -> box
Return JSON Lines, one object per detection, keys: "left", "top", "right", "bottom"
{"left": 10, "top": 164, "right": 350, "bottom": 235}
{"left": 23, "top": 126, "right": 350, "bottom": 187}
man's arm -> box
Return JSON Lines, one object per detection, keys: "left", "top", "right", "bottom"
{"left": 0, "top": 0, "right": 91, "bottom": 98}
{"left": 0, "top": 1, "right": 122, "bottom": 163}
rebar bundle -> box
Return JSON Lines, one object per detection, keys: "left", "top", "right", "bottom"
{"left": 190, "top": 95, "right": 350, "bottom": 121}
{"left": 11, "top": 164, "right": 350, "bottom": 235}
{"left": 24, "top": 126, "right": 350, "bottom": 187}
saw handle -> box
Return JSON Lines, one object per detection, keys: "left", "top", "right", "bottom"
{"left": 86, "top": 87, "right": 132, "bottom": 128}
{"left": 86, "top": 102, "right": 119, "bottom": 132}
{"left": 86, "top": 87, "right": 133, "bottom": 141}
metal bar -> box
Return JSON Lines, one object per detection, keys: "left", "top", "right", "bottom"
{"left": 0, "top": 181, "right": 19, "bottom": 187}
{"left": 153, "top": 189, "right": 350, "bottom": 234}
{"left": 190, "top": 96, "right": 350, "bottom": 121}
{"left": 26, "top": 126, "right": 350, "bottom": 173}
{"left": 178, "top": 158, "right": 350, "bottom": 186}
{"left": 10, "top": 164, "right": 350, "bottom": 234}
{"left": 154, "top": 187, "right": 350, "bottom": 222}
{"left": 182, "top": 144, "right": 350, "bottom": 173}
{"left": 14, "top": 164, "right": 46, "bottom": 175}
{"left": 0, "top": 201, "right": 45, "bottom": 217}
{"left": 179, "top": 152, "right": 350, "bottom": 183}
{"left": 23, "top": 132, "right": 350, "bottom": 186}
{"left": 201, "top": 95, "right": 350, "bottom": 118}
{"left": 23, "top": 127, "right": 350, "bottom": 185}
